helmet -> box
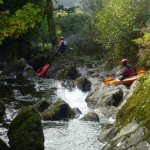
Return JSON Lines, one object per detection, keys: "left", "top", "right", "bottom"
{"left": 60, "top": 36, "right": 64, "bottom": 40}
{"left": 122, "top": 59, "right": 128, "bottom": 65}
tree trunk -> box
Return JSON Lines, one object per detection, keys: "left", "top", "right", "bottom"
{"left": 46, "top": 0, "right": 58, "bottom": 47}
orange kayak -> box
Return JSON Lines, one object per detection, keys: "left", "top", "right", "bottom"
{"left": 103, "top": 69, "right": 146, "bottom": 86}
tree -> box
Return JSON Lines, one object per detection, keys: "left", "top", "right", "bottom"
{"left": 45, "top": 0, "right": 58, "bottom": 47}
{"left": 0, "top": 3, "right": 42, "bottom": 45}
{"left": 95, "top": 0, "right": 150, "bottom": 61}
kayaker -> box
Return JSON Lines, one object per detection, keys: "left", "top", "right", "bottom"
{"left": 57, "top": 36, "right": 68, "bottom": 56}
{"left": 117, "top": 59, "right": 137, "bottom": 80}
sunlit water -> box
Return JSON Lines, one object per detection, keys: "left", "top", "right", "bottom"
{"left": 0, "top": 77, "right": 105, "bottom": 149}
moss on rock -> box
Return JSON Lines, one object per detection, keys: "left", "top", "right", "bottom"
{"left": 116, "top": 73, "right": 150, "bottom": 140}
{"left": 41, "top": 99, "right": 75, "bottom": 121}
{"left": 7, "top": 106, "right": 44, "bottom": 150}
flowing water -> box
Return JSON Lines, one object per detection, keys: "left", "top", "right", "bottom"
{"left": 0, "top": 76, "right": 105, "bottom": 150}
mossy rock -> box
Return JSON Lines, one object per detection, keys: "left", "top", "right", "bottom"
{"left": 0, "top": 100, "right": 5, "bottom": 122}
{"left": 41, "top": 99, "right": 75, "bottom": 121}
{"left": 0, "top": 138, "right": 9, "bottom": 150}
{"left": 75, "top": 76, "right": 91, "bottom": 91}
{"left": 7, "top": 106, "right": 44, "bottom": 150}
{"left": 56, "top": 66, "right": 80, "bottom": 80}
{"left": 116, "top": 73, "right": 150, "bottom": 141}
{"left": 81, "top": 112, "right": 99, "bottom": 122}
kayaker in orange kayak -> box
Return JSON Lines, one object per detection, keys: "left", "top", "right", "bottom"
{"left": 116, "top": 59, "right": 137, "bottom": 80}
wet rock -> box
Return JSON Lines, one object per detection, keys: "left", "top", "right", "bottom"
{"left": 81, "top": 112, "right": 99, "bottom": 122}
{"left": 98, "top": 127, "right": 118, "bottom": 142}
{"left": 0, "top": 138, "right": 9, "bottom": 150}
{"left": 2, "top": 58, "right": 34, "bottom": 77}
{"left": 41, "top": 99, "right": 75, "bottom": 121}
{"left": 8, "top": 106, "right": 44, "bottom": 150}
{"left": 72, "top": 107, "right": 82, "bottom": 117}
{"left": 61, "top": 80, "right": 75, "bottom": 90}
{"left": 56, "top": 66, "right": 80, "bottom": 80}
{"left": 23, "top": 64, "right": 35, "bottom": 78}
{"left": 34, "top": 99, "right": 51, "bottom": 112}
{"left": 0, "top": 100, "right": 5, "bottom": 123}
{"left": 75, "top": 76, "right": 91, "bottom": 91}
{"left": 102, "top": 122, "right": 150, "bottom": 150}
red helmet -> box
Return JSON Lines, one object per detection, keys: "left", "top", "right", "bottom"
{"left": 122, "top": 59, "right": 128, "bottom": 65}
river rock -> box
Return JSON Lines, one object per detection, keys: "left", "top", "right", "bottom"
{"left": 0, "top": 138, "right": 9, "bottom": 150}
{"left": 102, "top": 125, "right": 150, "bottom": 150}
{"left": 81, "top": 112, "right": 99, "bottom": 122}
{"left": 56, "top": 66, "right": 80, "bottom": 80}
{"left": 23, "top": 64, "right": 35, "bottom": 78}
{"left": 0, "top": 100, "right": 5, "bottom": 123}
{"left": 61, "top": 80, "right": 75, "bottom": 90}
{"left": 72, "top": 107, "right": 82, "bottom": 117}
{"left": 75, "top": 76, "right": 91, "bottom": 91}
{"left": 85, "top": 83, "right": 129, "bottom": 109}
{"left": 98, "top": 127, "right": 118, "bottom": 142}
{"left": 34, "top": 99, "right": 51, "bottom": 112}
{"left": 41, "top": 99, "right": 75, "bottom": 121}
{"left": 7, "top": 106, "right": 44, "bottom": 150}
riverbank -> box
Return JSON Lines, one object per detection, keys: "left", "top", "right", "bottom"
{"left": 0, "top": 57, "right": 150, "bottom": 150}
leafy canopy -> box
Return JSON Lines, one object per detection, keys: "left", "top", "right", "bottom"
{"left": 0, "top": 2, "right": 42, "bottom": 45}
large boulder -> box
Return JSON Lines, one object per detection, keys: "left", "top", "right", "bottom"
{"left": 81, "top": 112, "right": 99, "bottom": 122}
{"left": 56, "top": 66, "right": 80, "bottom": 80}
{"left": 85, "top": 82, "right": 129, "bottom": 118}
{"left": 41, "top": 99, "right": 75, "bottom": 121}
{"left": 0, "top": 138, "right": 9, "bottom": 150}
{"left": 85, "top": 83, "right": 129, "bottom": 109}
{"left": 0, "top": 100, "right": 5, "bottom": 123}
{"left": 7, "top": 106, "right": 44, "bottom": 150}
{"left": 75, "top": 76, "right": 91, "bottom": 91}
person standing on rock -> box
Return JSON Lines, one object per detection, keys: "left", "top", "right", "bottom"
{"left": 57, "top": 36, "right": 68, "bottom": 56}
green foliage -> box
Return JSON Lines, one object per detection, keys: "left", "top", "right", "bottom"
{"left": 0, "top": 3, "right": 42, "bottom": 45}
{"left": 95, "top": 0, "right": 149, "bottom": 61}
{"left": 0, "top": 0, "right": 3, "bottom": 4}
{"left": 134, "top": 28, "right": 150, "bottom": 69}
{"left": 56, "top": 13, "right": 89, "bottom": 37}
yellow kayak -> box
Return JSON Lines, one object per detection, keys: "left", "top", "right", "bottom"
{"left": 103, "top": 69, "right": 146, "bottom": 86}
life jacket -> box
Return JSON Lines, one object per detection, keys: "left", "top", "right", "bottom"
{"left": 123, "top": 65, "right": 137, "bottom": 77}
{"left": 60, "top": 40, "right": 66, "bottom": 49}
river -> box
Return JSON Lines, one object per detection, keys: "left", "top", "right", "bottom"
{"left": 0, "top": 76, "right": 105, "bottom": 150}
